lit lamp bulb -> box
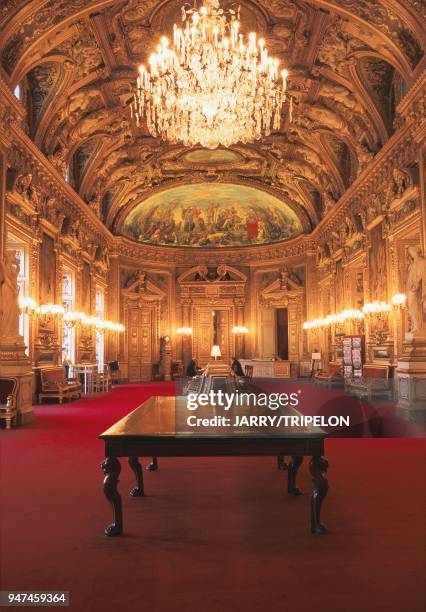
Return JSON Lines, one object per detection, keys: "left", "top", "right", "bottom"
{"left": 18, "top": 296, "right": 37, "bottom": 315}
{"left": 231, "top": 326, "right": 249, "bottom": 334}
{"left": 210, "top": 345, "right": 221, "bottom": 360}
{"left": 176, "top": 327, "right": 193, "bottom": 335}
{"left": 391, "top": 293, "right": 407, "bottom": 306}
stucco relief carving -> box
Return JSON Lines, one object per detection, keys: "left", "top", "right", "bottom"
{"left": 387, "top": 168, "right": 413, "bottom": 202}
{"left": 55, "top": 24, "right": 104, "bottom": 80}
{"left": 406, "top": 247, "right": 426, "bottom": 333}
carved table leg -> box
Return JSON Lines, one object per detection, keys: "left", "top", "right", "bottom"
{"left": 146, "top": 456, "right": 158, "bottom": 471}
{"left": 309, "top": 456, "right": 329, "bottom": 535}
{"left": 277, "top": 455, "right": 287, "bottom": 470}
{"left": 287, "top": 456, "right": 303, "bottom": 495}
{"left": 128, "top": 456, "right": 144, "bottom": 497}
{"left": 101, "top": 457, "right": 123, "bottom": 536}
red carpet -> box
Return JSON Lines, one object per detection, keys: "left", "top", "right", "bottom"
{"left": 0, "top": 383, "right": 425, "bottom": 612}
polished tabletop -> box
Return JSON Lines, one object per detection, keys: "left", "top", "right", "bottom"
{"left": 99, "top": 396, "right": 326, "bottom": 439}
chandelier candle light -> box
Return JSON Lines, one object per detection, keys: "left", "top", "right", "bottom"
{"left": 132, "top": 0, "right": 289, "bottom": 148}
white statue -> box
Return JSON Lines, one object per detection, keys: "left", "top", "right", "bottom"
{"left": 406, "top": 246, "right": 426, "bottom": 333}
{"left": 0, "top": 251, "right": 20, "bottom": 340}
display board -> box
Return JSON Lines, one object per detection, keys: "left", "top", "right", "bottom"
{"left": 342, "top": 335, "right": 365, "bottom": 379}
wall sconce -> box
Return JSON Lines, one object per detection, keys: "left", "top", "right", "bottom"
{"left": 84, "top": 315, "right": 101, "bottom": 329}
{"left": 231, "top": 326, "right": 249, "bottom": 334}
{"left": 62, "top": 311, "right": 124, "bottom": 333}
{"left": 100, "top": 321, "right": 125, "bottom": 333}
{"left": 35, "top": 303, "right": 64, "bottom": 326}
{"left": 303, "top": 296, "right": 407, "bottom": 332}
{"left": 36, "top": 303, "right": 65, "bottom": 316}
{"left": 63, "top": 310, "right": 85, "bottom": 328}
{"left": 91, "top": 318, "right": 124, "bottom": 334}
{"left": 362, "top": 301, "right": 391, "bottom": 316}
{"left": 18, "top": 297, "right": 37, "bottom": 316}
{"left": 86, "top": 317, "right": 125, "bottom": 333}
{"left": 176, "top": 327, "right": 193, "bottom": 335}
{"left": 303, "top": 309, "right": 364, "bottom": 330}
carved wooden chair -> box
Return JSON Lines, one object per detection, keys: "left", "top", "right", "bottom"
{"left": 244, "top": 365, "right": 254, "bottom": 380}
{"left": 0, "top": 378, "right": 18, "bottom": 429}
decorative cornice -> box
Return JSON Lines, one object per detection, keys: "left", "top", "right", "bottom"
{"left": 396, "top": 69, "right": 426, "bottom": 123}
{"left": 114, "top": 235, "right": 310, "bottom": 267}
{"left": 0, "top": 74, "right": 26, "bottom": 147}
{"left": 312, "top": 121, "right": 420, "bottom": 245}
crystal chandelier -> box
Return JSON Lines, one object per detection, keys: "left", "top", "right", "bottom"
{"left": 132, "top": 0, "right": 289, "bottom": 149}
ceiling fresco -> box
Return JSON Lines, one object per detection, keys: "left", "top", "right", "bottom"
{"left": 121, "top": 184, "right": 303, "bottom": 247}
{"left": 0, "top": 0, "right": 424, "bottom": 243}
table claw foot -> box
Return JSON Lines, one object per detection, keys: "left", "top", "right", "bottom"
{"left": 146, "top": 456, "right": 158, "bottom": 471}
{"left": 309, "top": 456, "right": 329, "bottom": 536}
{"left": 102, "top": 457, "right": 123, "bottom": 537}
{"left": 105, "top": 522, "right": 122, "bottom": 537}
{"left": 128, "top": 457, "right": 144, "bottom": 497}
{"left": 287, "top": 456, "right": 303, "bottom": 496}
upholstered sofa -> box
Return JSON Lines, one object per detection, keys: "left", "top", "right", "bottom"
{"left": 345, "top": 364, "right": 393, "bottom": 401}
{"left": 39, "top": 367, "right": 82, "bottom": 404}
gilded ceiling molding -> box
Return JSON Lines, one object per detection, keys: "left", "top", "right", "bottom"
{"left": 0, "top": 74, "right": 26, "bottom": 148}
{"left": 396, "top": 69, "right": 426, "bottom": 134}
{"left": 0, "top": 79, "right": 112, "bottom": 249}
{"left": 313, "top": 126, "right": 420, "bottom": 246}
{"left": 309, "top": 0, "right": 422, "bottom": 79}
{"left": 113, "top": 234, "right": 311, "bottom": 266}
{"left": 0, "top": 0, "right": 117, "bottom": 79}
{"left": 317, "top": 70, "right": 425, "bottom": 218}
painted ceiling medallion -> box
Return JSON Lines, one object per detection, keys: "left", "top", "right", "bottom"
{"left": 121, "top": 183, "right": 302, "bottom": 248}
{"left": 132, "top": 0, "right": 289, "bottom": 149}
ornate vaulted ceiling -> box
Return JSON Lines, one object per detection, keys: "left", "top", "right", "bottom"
{"left": 0, "top": 0, "right": 424, "bottom": 239}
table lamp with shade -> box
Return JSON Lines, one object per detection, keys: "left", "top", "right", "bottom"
{"left": 210, "top": 345, "right": 221, "bottom": 360}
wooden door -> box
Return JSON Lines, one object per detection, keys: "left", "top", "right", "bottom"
{"left": 194, "top": 307, "right": 231, "bottom": 365}
{"left": 127, "top": 307, "right": 154, "bottom": 381}
{"left": 194, "top": 307, "right": 213, "bottom": 366}
{"left": 216, "top": 309, "right": 230, "bottom": 362}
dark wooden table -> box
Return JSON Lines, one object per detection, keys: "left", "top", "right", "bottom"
{"left": 99, "top": 396, "right": 329, "bottom": 536}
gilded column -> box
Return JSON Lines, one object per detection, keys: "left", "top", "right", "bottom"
{"left": 234, "top": 298, "right": 245, "bottom": 358}
{"left": 181, "top": 297, "right": 192, "bottom": 367}
{"left": 106, "top": 255, "right": 120, "bottom": 362}
{"left": 0, "top": 148, "right": 5, "bottom": 260}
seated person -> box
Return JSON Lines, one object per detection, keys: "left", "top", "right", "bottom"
{"left": 231, "top": 357, "right": 245, "bottom": 377}
{"left": 62, "top": 353, "right": 73, "bottom": 379}
{"left": 185, "top": 358, "right": 202, "bottom": 377}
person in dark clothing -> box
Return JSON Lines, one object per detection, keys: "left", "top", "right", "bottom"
{"left": 186, "top": 358, "right": 200, "bottom": 377}
{"left": 231, "top": 357, "right": 245, "bottom": 377}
